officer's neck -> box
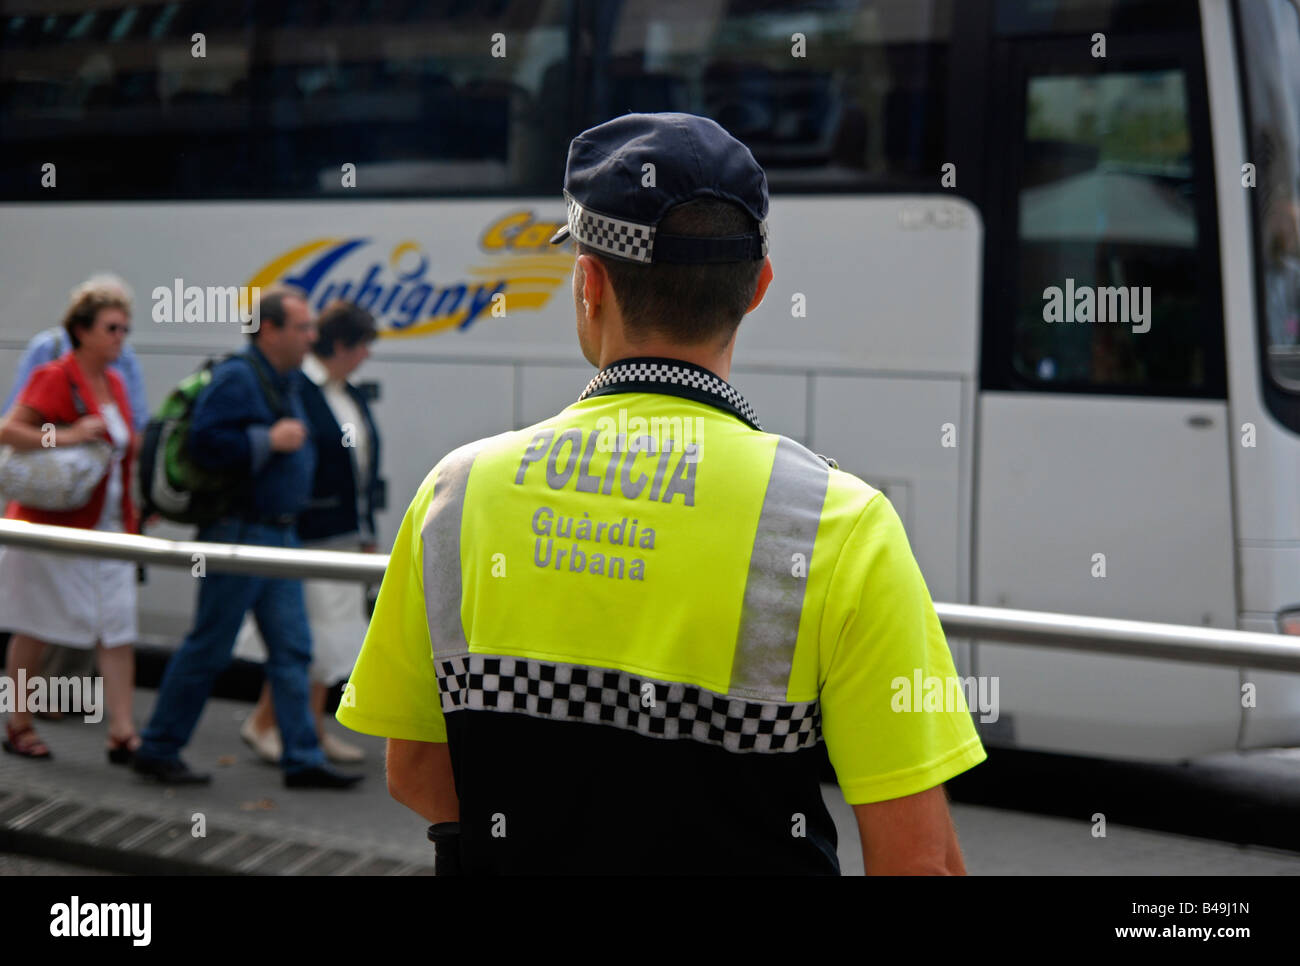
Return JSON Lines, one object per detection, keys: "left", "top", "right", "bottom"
{"left": 599, "top": 332, "right": 736, "bottom": 383}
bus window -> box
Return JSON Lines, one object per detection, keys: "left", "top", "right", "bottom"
{"left": 257, "top": 0, "right": 572, "bottom": 197}
{"left": 1237, "top": 0, "right": 1300, "bottom": 419}
{"left": 585, "top": 0, "right": 954, "bottom": 191}
{"left": 995, "top": 0, "right": 1198, "bottom": 36}
{"left": 0, "top": 1, "right": 257, "bottom": 199}
{"left": 0, "top": 1, "right": 576, "bottom": 199}
{"left": 1009, "top": 68, "right": 1217, "bottom": 394}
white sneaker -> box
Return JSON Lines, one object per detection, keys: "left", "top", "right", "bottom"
{"left": 320, "top": 730, "right": 366, "bottom": 764}
{"left": 239, "top": 715, "right": 282, "bottom": 763}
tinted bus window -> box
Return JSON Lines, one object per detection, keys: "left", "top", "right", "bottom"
{"left": 1010, "top": 68, "right": 1212, "bottom": 392}
{"left": 0, "top": 0, "right": 575, "bottom": 199}
{"left": 259, "top": 0, "right": 572, "bottom": 197}
{"left": 0, "top": 1, "right": 258, "bottom": 199}
{"left": 1237, "top": 0, "right": 1300, "bottom": 400}
{"left": 995, "top": 0, "right": 1199, "bottom": 36}
{"left": 585, "top": 0, "right": 954, "bottom": 191}
{"left": 2, "top": 0, "right": 952, "bottom": 199}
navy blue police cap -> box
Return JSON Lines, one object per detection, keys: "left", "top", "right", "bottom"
{"left": 549, "top": 112, "right": 769, "bottom": 264}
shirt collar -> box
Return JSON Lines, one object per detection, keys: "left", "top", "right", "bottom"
{"left": 301, "top": 352, "right": 330, "bottom": 387}
{"left": 577, "top": 356, "right": 762, "bottom": 431}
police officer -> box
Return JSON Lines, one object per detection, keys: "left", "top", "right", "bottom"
{"left": 338, "top": 112, "right": 985, "bottom": 874}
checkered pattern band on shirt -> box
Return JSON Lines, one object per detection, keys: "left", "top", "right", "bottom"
{"left": 436, "top": 653, "right": 821, "bottom": 754}
{"left": 565, "top": 193, "right": 655, "bottom": 264}
{"left": 578, "top": 361, "right": 763, "bottom": 431}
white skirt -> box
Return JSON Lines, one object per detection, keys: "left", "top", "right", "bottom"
{"left": 0, "top": 522, "right": 137, "bottom": 649}
{"left": 0, "top": 440, "right": 137, "bottom": 649}
{"left": 232, "top": 537, "right": 370, "bottom": 686}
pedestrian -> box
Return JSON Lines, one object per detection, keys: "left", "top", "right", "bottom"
{"left": 236, "top": 300, "right": 382, "bottom": 765}
{"left": 336, "top": 113, "right": 985, "bottom": 874}
{"left": 0, "top": 276, "right": 141, "bottom": 762}
{"left": 133, "top": 285, "right": 362, "bottom": 789}
{"left": 3, "top": 273, "right": 149, "bottom": 718}
{"left": 4, "top": 274, "right": 149, "bottom": 433}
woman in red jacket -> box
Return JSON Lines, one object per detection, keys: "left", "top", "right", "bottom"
{"left": 0, "top": 279, "right": 140, "bottom": 762}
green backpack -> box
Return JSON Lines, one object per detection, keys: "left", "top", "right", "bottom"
{"left": 136, "top": 354, "right": 286, "bottom": 527}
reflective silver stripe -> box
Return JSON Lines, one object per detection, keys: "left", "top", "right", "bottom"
{"left": 730, "top": 437, "right": 830, "bottom": 701}
{"left": 421, "top": 437, "right": 499, "bottom": 659}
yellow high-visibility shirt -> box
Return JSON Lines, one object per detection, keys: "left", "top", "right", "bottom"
{"left": 339, "top": 357, "right": 984, "bottom": 873}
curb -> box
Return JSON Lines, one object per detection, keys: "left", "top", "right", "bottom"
{"left": 0, "top": 789, "right": 435, "bottom": 876}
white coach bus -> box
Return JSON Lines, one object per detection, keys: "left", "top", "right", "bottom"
{"left": 1, "top": 0, "right": 1298, "bottom": 763}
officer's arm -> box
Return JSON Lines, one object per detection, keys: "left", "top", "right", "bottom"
{"left": 386, "top": 738, "right": 459, "bottom": 824}
{"left": 852, "top": 784, "right": 966, "bottom": 875}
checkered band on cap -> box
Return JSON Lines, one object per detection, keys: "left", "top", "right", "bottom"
{"left": 565, "top": 193, "right": 655, "bottom": 264}
{"left": 578, "top": 361, "right": 763, "bottom": 431}
{"left": 437, "top": 653, "right": 821, "bottom": 754}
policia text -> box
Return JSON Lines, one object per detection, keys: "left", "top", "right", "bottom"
{"left": 515, "top": 428, "right": 698, "bottom": 506}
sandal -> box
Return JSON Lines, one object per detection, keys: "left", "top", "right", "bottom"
{"left": 106, "top": 732, "right": 141, "bottom": 766}
{"left": 3, "top": 723, "right": 53, "bottom": 760}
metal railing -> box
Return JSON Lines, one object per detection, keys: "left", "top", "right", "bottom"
{"left": 0, "top": 518, "right": 384, "bottom": 582}
{"left": 2, "top": 518, "right": 1298, "bottom": 672}
{"left": 935, "top": 602, "right": 1299, "bottom": 673}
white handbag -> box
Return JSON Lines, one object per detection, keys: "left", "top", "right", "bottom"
{"left": 0, "top": 368, "right": 114, "bottom": 512}
{"left": 0, "top": 439, "right": 113, "bottom": 511}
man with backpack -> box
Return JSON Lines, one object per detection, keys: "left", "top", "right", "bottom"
{"left": 134, "top": 285, "right": 363, "bottom": 788}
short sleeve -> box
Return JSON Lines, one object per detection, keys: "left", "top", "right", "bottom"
{"left": 818, "top": 494, "right": 986, "bottom": 805}
{"left": 16, "top": 365, "right": 71, "bottom": 423}
{"left": 335, "top": 474, "right": 447, "bottom": 742}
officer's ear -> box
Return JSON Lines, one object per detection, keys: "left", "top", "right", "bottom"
{"left": 745, "top": 257, "right": 774, "bottom": 315}
{"left": 576, "top": 254, "right": 608, "bottom": 316}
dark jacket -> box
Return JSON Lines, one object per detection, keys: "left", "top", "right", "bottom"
{"left": 188, "top": 344, "right": 316, "bottom": 518}
{"left": 294, "top": 368, "right": 381, "bottom": 544}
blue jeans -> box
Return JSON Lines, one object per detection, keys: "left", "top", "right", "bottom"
{"left": 139, "top": 518, "right": 326, "bottom": 774}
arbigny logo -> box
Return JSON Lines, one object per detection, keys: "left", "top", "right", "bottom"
{"left": 243, "top": 211, "right": 572, "bottom": 339}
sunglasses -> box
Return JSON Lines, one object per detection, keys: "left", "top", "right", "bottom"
{"left": 105, "top": 323, "right": 131, "bottom": 335}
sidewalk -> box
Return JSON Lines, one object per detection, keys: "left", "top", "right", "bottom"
{"left": 0, "top": 692, "right": 434, "bottom": 875}
{"left": 5, "top": 691, "right": 1300, "bottom": 875}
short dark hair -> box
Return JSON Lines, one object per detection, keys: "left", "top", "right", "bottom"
{"left": 249, "top": 283, "right": 308, "bottom": 341}
{"left": 314, "top": 300, "right": 378, "bottom": 357}
{"left": 577, "top": 199, "right": 764, "bottom": 344}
